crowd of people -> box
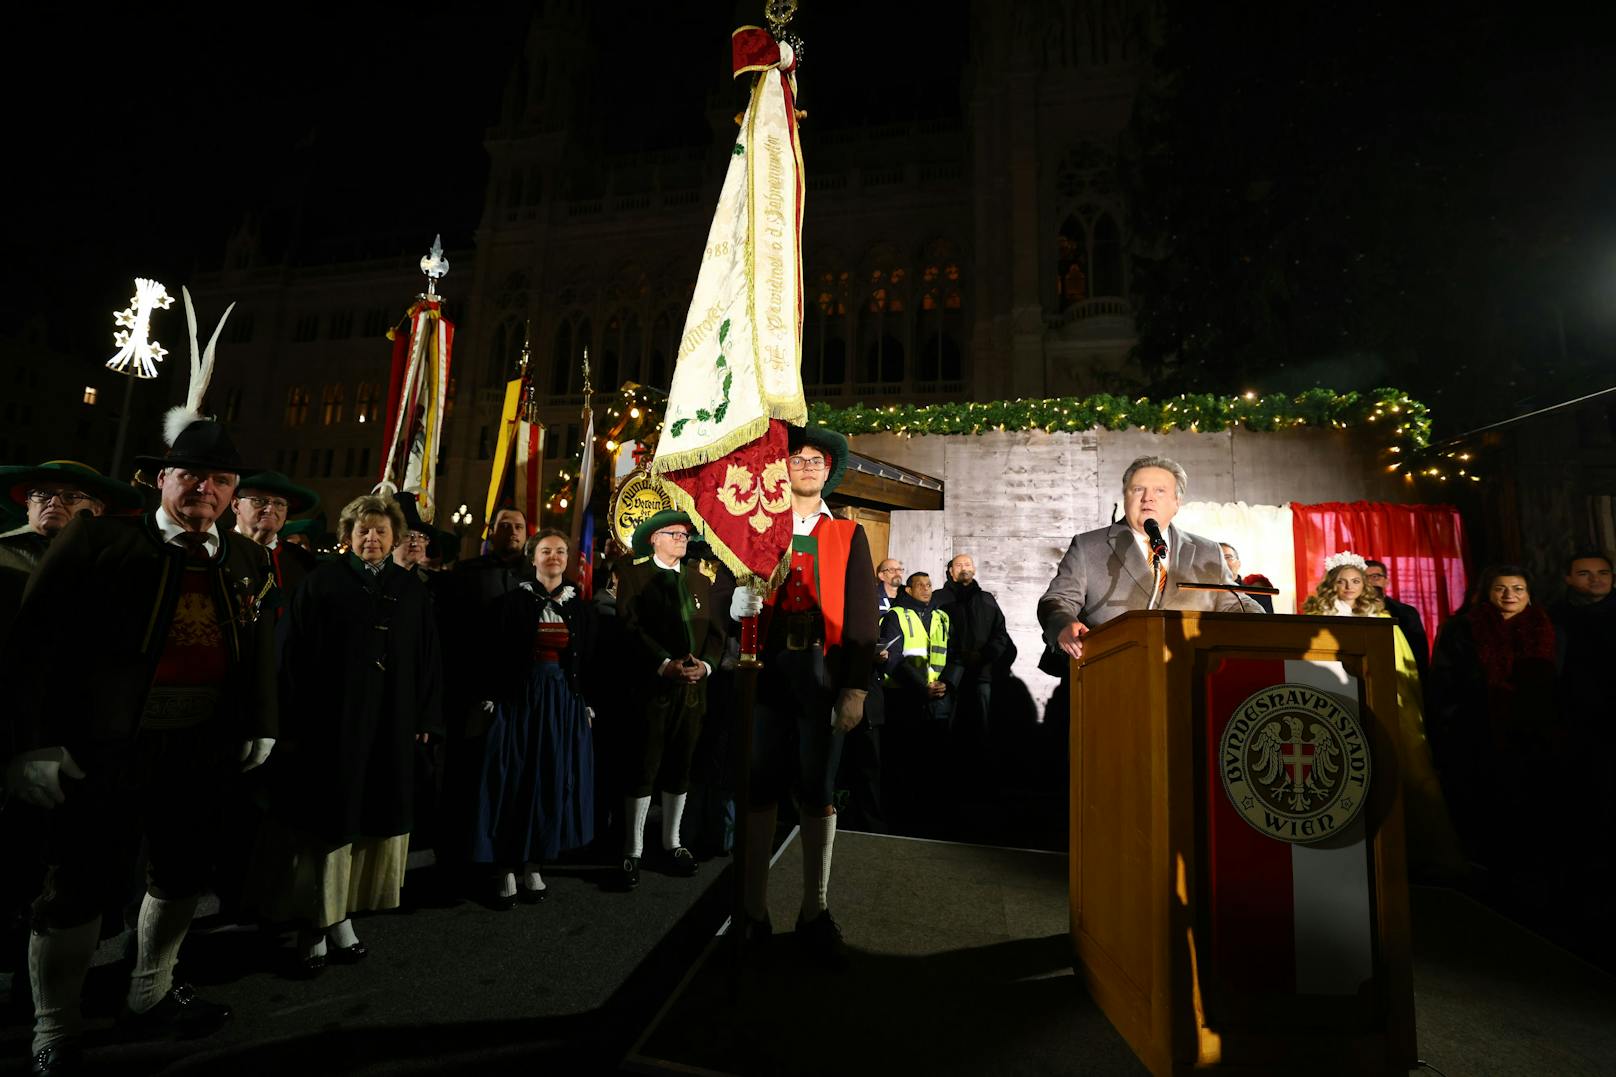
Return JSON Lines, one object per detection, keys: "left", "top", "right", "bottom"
{"left": 1, "top": 425, "right": 1611, "bottom": 1072}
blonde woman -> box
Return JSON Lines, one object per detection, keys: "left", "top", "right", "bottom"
{"left": 1300, "top": 553, "right": 1384, "bottom": 617}
{"left": 253, "top": 494, "right": 443, "bottom": 972}
{"left": 1302, "top": 551, "right": 1463, "bottom": 877}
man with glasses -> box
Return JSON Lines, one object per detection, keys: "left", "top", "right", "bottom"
{"left": 232, "top": 471, "right": 319, "bottom": 609}
{"left": 730, "top": 426, "right": 876, "bottom": 968}
{"left": 3, "top": 416, "right": 276, "bottom": 1072}
{"left": 0, "top": 461, "right": 141, "bottom": 1031}
{"left": 1363, "top": 559, "right": 1428, "bottom": 678}
{"left": 615, "top": 510, "right": 725, "bottom": 888}
{"left": 0, "top": 461, "right": 142, "bottom": 641}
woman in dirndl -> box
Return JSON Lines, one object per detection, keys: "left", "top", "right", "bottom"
{"left": 464, "top": 527, "right": 596, "bottom": 908}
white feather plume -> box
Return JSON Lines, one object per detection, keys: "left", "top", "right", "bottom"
{"left": 163, "top": 286, "right": 236, "bottom": 446}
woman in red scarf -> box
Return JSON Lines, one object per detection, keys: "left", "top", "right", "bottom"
{"left": 1428, "top": 565, "right": 1558, "bottom": 886}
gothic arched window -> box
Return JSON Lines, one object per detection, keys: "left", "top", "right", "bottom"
{"left": 918, "top": 243, "right": 965, "bottom": 384}
{"left": 803, "top": 267, "right": 850, "bottom": 390}
{"left": 1057, "top": 205, "right": 1125, "bottom": 310}
{"left": 284, "top": 386, "right": 310, "bottom": 428}
{"left": 860, "top": 257, "right": 907, "bottom": 384}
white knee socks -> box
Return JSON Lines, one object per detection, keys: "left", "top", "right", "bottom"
{"left": 28, "top": 918, "right": 100, "bottom": 1055}
{"left": 126, "top": 893, "right": 199, "bottom": 1015}
{"left": 624, "top": 795, "right": 652, "bottom": 859}
{"left": 743, "top": 804, "right": 778, "bottom": 922}
{"left": 660, "top": 791, "right": 688, "bottom": 852}
{"left": 799, "top": 812, "right": 837, "bottom": 922}
{"left": 327, "top": 918, "right": 360, "bottom": 949}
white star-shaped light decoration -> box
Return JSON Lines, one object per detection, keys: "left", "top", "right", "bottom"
{"left": 106, "top": 277, "right": 174, "bottom": 378}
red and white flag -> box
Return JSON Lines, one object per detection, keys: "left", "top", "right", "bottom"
{"left": 1204, "top": 658, "right": 1376, "bottom": 996}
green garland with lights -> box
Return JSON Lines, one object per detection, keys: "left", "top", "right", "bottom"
{"left": 544, "top": 386, "right": 1454, "bottom": 514}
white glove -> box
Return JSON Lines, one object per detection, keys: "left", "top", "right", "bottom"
{"left": 4, "top": 747, "right": 86, "bottom": 809}
{"left": 240, "top": 738, "right": 276, "bottom": 771}
{"left": 585, "top": 705, "right": 595, "bottom": 729}
{"left": 730, "top": 585, "right": 765, "bottom": 620}
{"left": 481, "top": 700, "right": 496, "bottom": 714}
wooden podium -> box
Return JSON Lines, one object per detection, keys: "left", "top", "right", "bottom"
{"left": 1067, "top": 610, "right": 1416, "bottom": 1075}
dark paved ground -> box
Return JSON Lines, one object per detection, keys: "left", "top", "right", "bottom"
{"left": 0, "top": 850, "right": 735, "bottom": 1075}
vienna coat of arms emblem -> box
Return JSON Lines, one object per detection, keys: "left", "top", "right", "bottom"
{"left": 1218, "top": 683, "right": 1372, "bottom": 844}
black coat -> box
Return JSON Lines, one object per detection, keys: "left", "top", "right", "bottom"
{"left": 1382, "top": 594, "right": 1430, "bottom": 678}
{"left": 617, "top": 559, "right": 725, "bottom": 692}
{"left": 3, "top": 513, "right": 277, "bottom": 759}
{"left": 0, "top": 525, "right": 49, "bottom": 655}
{"left": 274, "top": 555, "right": 443, "bottom": 844}
{"left": 936, "top": 578, "right": 1013, "bottom": 683}
{"left": 439, "top": 551, "right": 531, "bottom": 733}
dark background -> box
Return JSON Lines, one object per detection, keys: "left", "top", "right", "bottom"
{"left": 9, "top": 2, "right": 1614, "bottom": 434}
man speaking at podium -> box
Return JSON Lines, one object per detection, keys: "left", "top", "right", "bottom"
{"left": 1038, "top": 455, "right": 1256, "bottom": 663}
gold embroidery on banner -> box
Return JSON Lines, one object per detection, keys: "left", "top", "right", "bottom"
{"left": 715, "top": 458, "right": 790, "bottom": 534}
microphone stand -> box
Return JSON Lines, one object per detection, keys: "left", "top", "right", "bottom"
{"left": 1176, "top": 580, "right": 1278, "bottom": 614}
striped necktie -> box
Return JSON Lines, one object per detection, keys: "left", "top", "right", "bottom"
{"left": 1150, "top": 553, "right": 1167, "bottom": 610}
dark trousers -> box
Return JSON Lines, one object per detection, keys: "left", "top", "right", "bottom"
{"left": 34, "top": 728, "right": 232, "bottom": 931}
{"left": 628, "top": 681, "right": 705, "bottom": 797}
{"left": 835, "top": 720, "right": 885, "bottom": 833}
{"left": 750, "top": 648, "right": 843, "bottom": 813}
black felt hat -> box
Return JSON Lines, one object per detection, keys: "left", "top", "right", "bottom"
{"left": 133, "top": 420, "right": 254, "bottom": 477}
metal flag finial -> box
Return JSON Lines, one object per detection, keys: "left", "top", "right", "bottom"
{"left": 420, "top": 234, "right": 450, "bottom": 297}
{"left": 765, "top": 0, "right": 798, "bottom": 35}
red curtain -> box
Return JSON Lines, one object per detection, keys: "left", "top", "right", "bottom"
{"left": 1291, "top": 501, "right": 1469, "bottom": 658}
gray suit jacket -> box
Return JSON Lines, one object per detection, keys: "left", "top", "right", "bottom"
{"left": 1038, "top": 521, "right": 1255, "bottom": 645}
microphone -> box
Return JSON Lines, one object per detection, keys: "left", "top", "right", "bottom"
{"left": 1142, "top": 517, "right": 1168, "bottom": 562}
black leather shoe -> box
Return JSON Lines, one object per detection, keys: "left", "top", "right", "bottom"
{"left": 618, "top": 856, "right": 641, "bottom": 889}
{"left": 518, "top": 884, "right": 548, "bottom": 904}
{"left": 31, "top": 1042, "right": 82, "bottom": 1075}
{"left": 794, "top": 909, "right": 849, "bottom": 971}
{"left": 663, "top": 846, "right": 699, "bottom": 877}
{"left": 328, "top": 941, "right": 368, "bottom": 964}
{"left": 739, "top": 913, "right": 773, "bottom": 957}
{"left": 119, "top": 982, "right": 233, "bottom": 1038}
{"left": 299, "top": 952, "right": 328, "bottom": 976}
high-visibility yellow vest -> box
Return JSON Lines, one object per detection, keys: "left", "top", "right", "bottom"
{"left": 892, "top": 606, "right": 949, "bottom": 684}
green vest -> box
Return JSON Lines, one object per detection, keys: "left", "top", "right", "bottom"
{"left": 891, "top": 606, "right": 949, "bottom": 684}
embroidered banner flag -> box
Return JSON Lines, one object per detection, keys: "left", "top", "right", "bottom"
{"left": 378, "top": 296, "right": 454, "bottom": 522}
{"left": 651, "top": 26, "right": 807, "bottom": 587}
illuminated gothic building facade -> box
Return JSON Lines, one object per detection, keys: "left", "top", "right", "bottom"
{"left": 190, "top": 1, "right": 1156, "bottom": 535}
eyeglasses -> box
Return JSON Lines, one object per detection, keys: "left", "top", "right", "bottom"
{"left": 25, "top": 490, "right": 95, "bottom": 506}
{"left": 402, "top": 532, "right": 429, "bottom": 544}
{"left": 654, "top": 530, "right": 692, "bottom": 541}
{"left": 787, "top": 456, "right": 828, "bottom": 471}
{"left": 242, "top": 497, "right": 289, "bottom": 510}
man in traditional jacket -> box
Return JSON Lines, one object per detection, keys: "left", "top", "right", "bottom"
{"left": 0, "top": 461, "right": 141, "bottom": 1025}
{"left": 730, "top": 426, "right": 876, "bottom": 968}
{"left": 0, "top": 460, "right": 141, "bottom": 643}
{"left": 1, "top": 418, "right": 276, "bottom": 1073}
{"left": 232, "top": 470, "right": 319, "bottom": 610}
{"left": 614, "top": 510, "right": 725, "bottom": 887}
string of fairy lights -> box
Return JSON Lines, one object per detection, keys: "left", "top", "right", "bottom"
{"left": 541, "top": 385, "right": 1460, "bottom": 521}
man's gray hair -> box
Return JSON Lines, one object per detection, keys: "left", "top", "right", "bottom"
{"left": 1120, "top": 455, "right": 1188, "bottom": 500}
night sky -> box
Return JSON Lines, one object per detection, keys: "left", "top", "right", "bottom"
{"left": 11, "top": 3, "right": 1612, "bottom": 431}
